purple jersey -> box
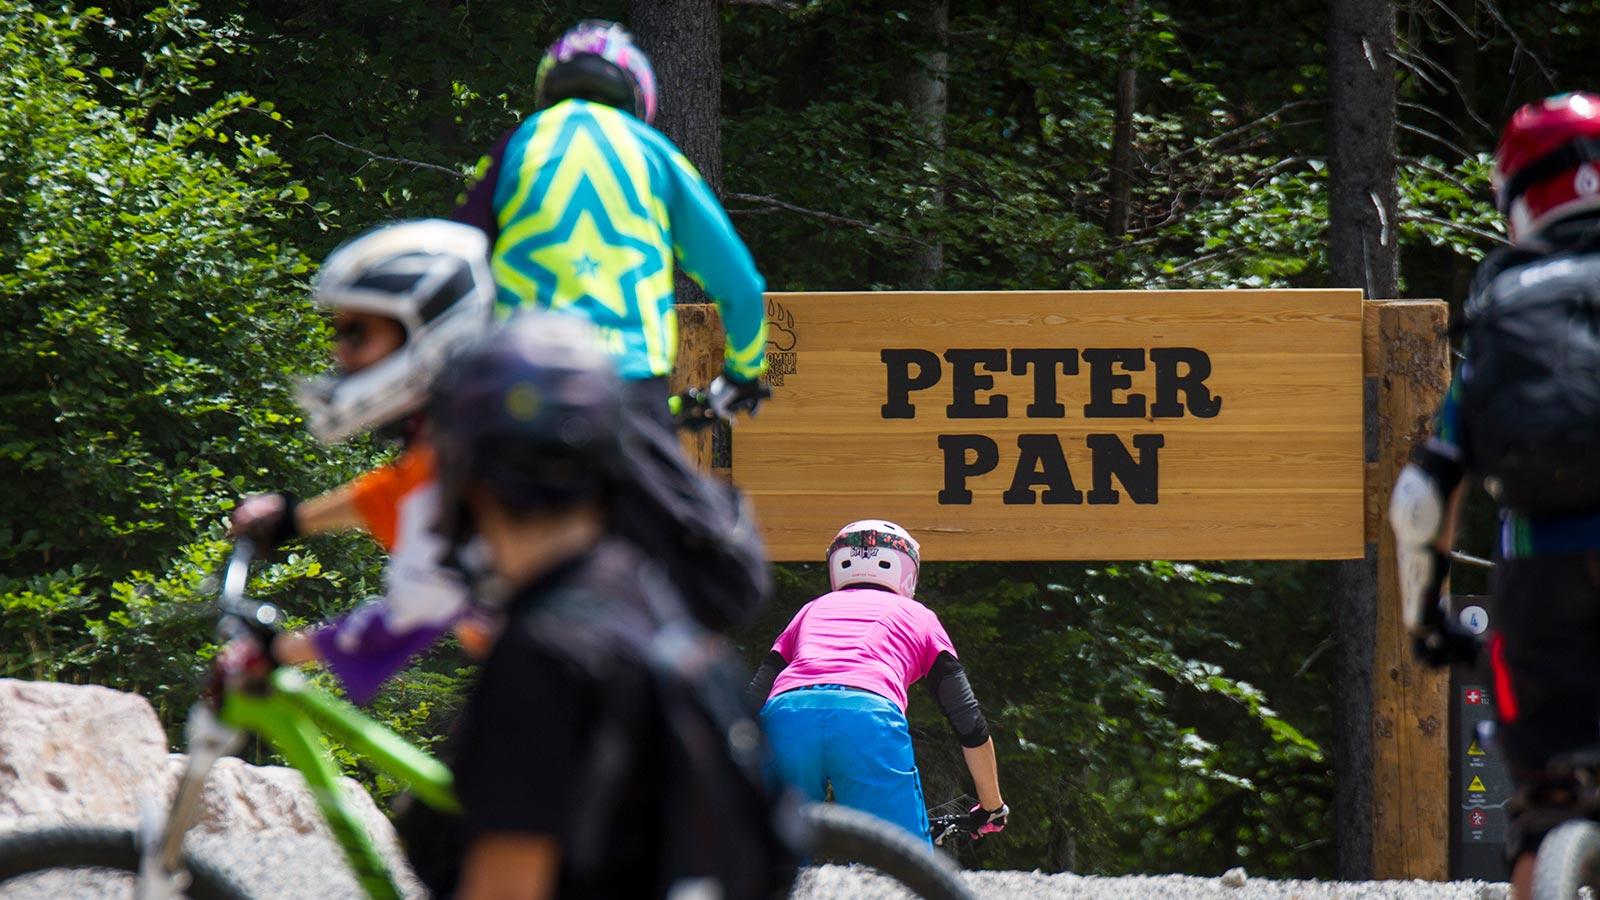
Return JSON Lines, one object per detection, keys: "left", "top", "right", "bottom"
{"left": 767, "top": 588, "right": 958, "bottom": 712}
{"left": 308, "top": 468, "right": 470, "bottom": 705}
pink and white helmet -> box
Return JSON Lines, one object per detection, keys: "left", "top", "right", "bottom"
{"left": 827, "top": 520, "right": 921, "bottom": 597}
{"left": 534, "top": 20, "right": 658, "bottom": 125}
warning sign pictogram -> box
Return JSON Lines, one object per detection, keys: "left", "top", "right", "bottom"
{"left": 1468, "top": 739, "right": 1486, "bottom": 756}
{"left": 1468, "top": 776, "right": 1487, "bottom": 792}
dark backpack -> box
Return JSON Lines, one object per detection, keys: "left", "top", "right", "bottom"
{"left": 610, "top": 406, "right": 774, "bottom": 633}
{"left": 395, "top": 550, "right": 801, "bottom": 900}
{"left": 569, "top": 585, "right": 805, "bottom": 900}
{"left": 1458, "top": 225, "right": 1600, "bottom": 515}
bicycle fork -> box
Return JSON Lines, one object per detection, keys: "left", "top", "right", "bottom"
{"left": 137, "top": 703, "right": 244, "bottom": 900}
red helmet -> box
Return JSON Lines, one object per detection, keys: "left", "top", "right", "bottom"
{"left": 1493, "top": 92, "right": 1600, "bottom": 243}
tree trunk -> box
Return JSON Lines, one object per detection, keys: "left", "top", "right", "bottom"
{"left": 1328, "top": 0, "right": 1399, "bottom": 301}
{"left": 1327, "top": 0, "right": 1399, "bottom": 880}
{"left": 884, "top": 0, "right": 948, "bottom": 289}
{"left": 630, "top": 0, "right": 721, "bottom": 305}
{"left": 426, "top": 0, "right": 457, "bottom": 148}
{"left": 1047, "top": 772, "right": 1081, "bottom": 872}
{"left": 1106, "top": 0, "right": 1140, "bottom": 241}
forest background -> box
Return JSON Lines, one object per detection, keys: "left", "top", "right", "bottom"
{"left": 2, "top": 0, "right": 1593, "bottom": 882}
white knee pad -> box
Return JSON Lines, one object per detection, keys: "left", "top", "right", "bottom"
{"left": 1389, "top": 463, "right": 1447, "bottom": 631}
{"left": 1389, "top": 464, "right": 1444, "bottom": 546}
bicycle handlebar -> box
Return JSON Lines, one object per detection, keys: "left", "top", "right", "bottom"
{"left": 212, "top": 539, "right": 285, "bottom": 651}
{"left": 927, "top": 814, "right": 966, "bottom": 847}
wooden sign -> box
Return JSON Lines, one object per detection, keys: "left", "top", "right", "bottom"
{"left": 732, "top": 290, "right": 1366, "bottom": 561}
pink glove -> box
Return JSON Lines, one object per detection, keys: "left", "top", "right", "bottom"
{"left": 964, "top": 802, "right": 1009, "bottom": 837}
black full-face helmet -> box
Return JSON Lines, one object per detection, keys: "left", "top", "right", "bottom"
{"left": 429, "top": 311, "right": 627, "bottom": 545}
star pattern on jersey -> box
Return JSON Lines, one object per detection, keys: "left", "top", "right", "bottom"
{"left": 497, "top": 112, "right": 667, "bottom": 322}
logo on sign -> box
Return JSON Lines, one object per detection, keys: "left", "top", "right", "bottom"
{"left": 765, "top": 298, "right": 799, "bottom": 386}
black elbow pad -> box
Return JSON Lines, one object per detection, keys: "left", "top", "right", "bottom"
{"left": 745, "top": 650, "right": 788, "bottom": 712}
{"left": 927, "top": 651, "right": 990, "bottom": 747}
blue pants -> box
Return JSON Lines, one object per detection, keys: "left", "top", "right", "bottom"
{"left": 761, "top": 685, "right": 931, "bottom": 845}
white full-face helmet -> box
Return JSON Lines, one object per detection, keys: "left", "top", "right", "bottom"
{"left": 297, "top": 219, "right": 496, "bottom": 443}
{"left": 826, "top": 519, "right": 921, "bottom": 598}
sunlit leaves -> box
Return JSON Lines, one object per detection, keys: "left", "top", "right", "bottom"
{"left": 0, "top": 0, "right": 378, "bottom": 706}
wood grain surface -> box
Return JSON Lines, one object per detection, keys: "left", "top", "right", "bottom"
{"left": 732, "top": 290, "right": 1366, "bottom": 561}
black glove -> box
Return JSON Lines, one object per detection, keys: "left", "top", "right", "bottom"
{"left": 959, "top": 802, "right": 1009, "bottom": 838}
{"left": 1411, "top": 550, "right": 1481, "bottom": 669}
{"left": 707, "top": 374, "right": 768, "bottom": 419}
{"left": 1413, "top": 618, "right": 1482, "bottom": 669}
{"left": 228, "top": 492, "right": 300, "bottom": 551}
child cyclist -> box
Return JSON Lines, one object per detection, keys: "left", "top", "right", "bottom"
{"left": 747, "top": 519, "right": 1010, "bottom": 846}
{"left": 229, "top": 218, "right": 496, "bottom": 702}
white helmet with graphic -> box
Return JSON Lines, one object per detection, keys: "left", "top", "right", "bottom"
{"left": 826, "top": 519, "right": 921, "bottom": 597}
{"left": 297, "top": 219, "right": 496, "bottom": 443}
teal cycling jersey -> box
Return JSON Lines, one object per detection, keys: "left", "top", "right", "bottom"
{"left": 454, "top": 99, "right": 768, "bottom": 382}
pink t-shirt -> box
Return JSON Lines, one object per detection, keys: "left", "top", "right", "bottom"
{"left": 767, "top": 588, "right": 958, "bottom": 712}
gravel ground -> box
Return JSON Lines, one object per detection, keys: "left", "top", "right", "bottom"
{"left": 0, "top": 827, "right": 1513, "bottom": 900}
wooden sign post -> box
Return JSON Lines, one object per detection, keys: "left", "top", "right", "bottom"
{"left": 1367, "top": 299, "right": 1453, "bottom": 880}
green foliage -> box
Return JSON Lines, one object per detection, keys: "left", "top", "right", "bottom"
{"left": 177, "top": 0, "right": 607, "bottom": 255}
{"left": 0, "top": 0, "right": 381, "bottom": 701}
{"left": 722, "top": 0, "right": 1501, "bottom": 295}
{"left": 1400, "top": 154, "right": 1501, "bottom": 260}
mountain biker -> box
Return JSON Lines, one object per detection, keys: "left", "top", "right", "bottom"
{"left": 228, "top": 218, "right": 496, "bottom": 703}
{"left": 419, "top": 312, "right": 797, "bottom": 900}
{"left": 451, "top": 18, "right": 768, "bottom": 427}
{"left": 450, "top": 20, "right": 775, "bottom": 632}
{"left": 747, "top": 519, "right": 1009, "bottom": 846}
{"left": 1388, "top": 91, "right": 1600, "bottom": 899}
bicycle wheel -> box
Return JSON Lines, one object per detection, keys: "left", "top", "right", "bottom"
{"left": 1532, "top": 819, "right": 1600, "bottom": 900}
{"left": 798, "top": 803, "right": 976, "bottom": 900}
{"left": 0, "top": 825, "right": 251, "bottom": 900}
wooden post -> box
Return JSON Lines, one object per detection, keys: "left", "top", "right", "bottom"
{"left": 671, "top": 303, "right": 725, "bottom": 474}
{"left": 1367, "top": 298, "right": 1452, "bottom": 879}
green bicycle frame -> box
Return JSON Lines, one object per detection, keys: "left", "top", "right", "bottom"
{"left": 219, "top": 667, "right": 460, "bottom": 900}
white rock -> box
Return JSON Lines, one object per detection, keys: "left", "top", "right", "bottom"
{"left": 168, "top": 754, "right": 396, "bottom": 842}
{"left": 0, "top": 678, "right": 398, "bottom": 855}
{"left": 1220, "top": 866, "right": 1248, "bottom": 888}
{"left": 0, "top": 678, "right": 168, "bottom": 826}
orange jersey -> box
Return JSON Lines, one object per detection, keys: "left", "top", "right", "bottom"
{"left": 348, "top": 445, "right": 436, "bottom": 551}
{"left": 314, "top": 442, "right": 468, "bottom": 705}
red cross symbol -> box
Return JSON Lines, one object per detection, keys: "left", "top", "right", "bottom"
{"left": 1465, "top": 689, "right": 1483, "bottom": 705}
